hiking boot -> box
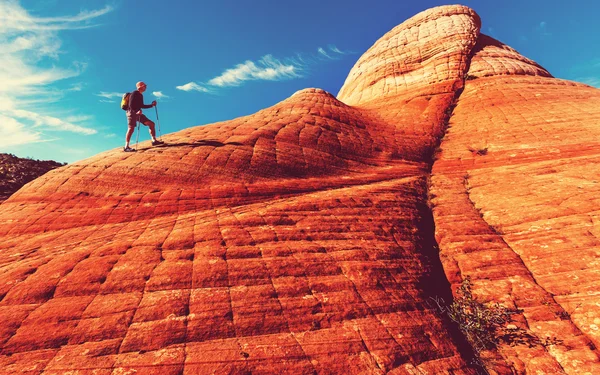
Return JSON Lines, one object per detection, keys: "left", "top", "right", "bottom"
{"left": 152, "top": 139, "right": 164, "bottom": 146}
{"left": 123, "top": 146, "right": 136, "bottom": 152}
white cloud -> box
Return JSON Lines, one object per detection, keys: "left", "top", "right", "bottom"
{"left": 317, "top": 47, "right": 331, "bottom": 59}
{"left": 152, "top": 91, "right": 169, "bottom": 99}
{"left": 1, "top": 114, "right": 43, "bottom": 146}
{"left": 316, "top": 45, "right": 348, "bottom": 61}
{"left": 64, "top": 114, "right": 93, "bottom": 123}
{"left": 328, "top": 45, "right": 347, "bottom": 55}
{"left": 0, "top": 64, "right": 80, "bottom": 94}
{"left": 208, "top": 55, "right": 299, "bottom": 87}
{"left": 33, "top": 6, "right": 113, "bottom": 25}
{"left": 68, "top": 82, "right": 84, "bottom": 92}
{"left": 96, "top": 91, "right": 123, "bottom": 99}
{"left": 7, "top": 105, "right": 96, "bottom": 135}
{"left": 177, "top": 45, "right": 351, "bottom": 94}
{"left": 0, "top": 4, "right": 113, "bottom": 32}
{"left": 176, "top": 82, "right": 212, "bottom": 92}
{"left": 0, "top": 1, "right": 111, "bottom": 146}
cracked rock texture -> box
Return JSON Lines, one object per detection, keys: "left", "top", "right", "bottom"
{"left": 1, "top": 5, "right": 599, "bottom": 375}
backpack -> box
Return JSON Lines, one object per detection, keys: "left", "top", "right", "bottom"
{"left": 120, "top": 92, "right": 131, "bottom": 110}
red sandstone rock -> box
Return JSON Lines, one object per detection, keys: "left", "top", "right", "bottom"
{"left": 1, "top": 4, "right": 600, "bottom": 374}
{"left": 430, "top": 53, "right": 600, "bottom": 373}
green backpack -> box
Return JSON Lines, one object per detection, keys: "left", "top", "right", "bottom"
{"left": 120, "top": 92, "right": 131, "bottom": 110}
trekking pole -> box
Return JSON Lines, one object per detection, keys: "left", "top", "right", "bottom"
{"left": 155, "top": 104, "right": 162, "bottom": 141}
{"left": 135, "top": 115, "right": 141, "bottom": 150}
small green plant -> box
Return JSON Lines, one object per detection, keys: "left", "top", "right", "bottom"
{"left": 435, "top": 277, "right": 563, "bottom": 353}
{"left": 431, "top": 278, "right": 566, "bottom": 373}
{"left": 556, "top": 310, "right": 570, "bottom": 320}
{"left": 447, "top": 277, "right": 519, "bottom": 351}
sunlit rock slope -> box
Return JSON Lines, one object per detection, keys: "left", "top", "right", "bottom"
{"left": 1, "top": 4, "right": 599, "bottom": 375}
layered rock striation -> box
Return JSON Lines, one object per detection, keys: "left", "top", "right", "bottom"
{"left": 430, "top": 36, "right": 600, "bottom": 374}
{"left": 1, "top": 4, "right": 599, "bottom": 375}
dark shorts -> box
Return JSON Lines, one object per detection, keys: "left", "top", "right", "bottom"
{"left": 127, "top": 113, "right": 151, "bottom": 128}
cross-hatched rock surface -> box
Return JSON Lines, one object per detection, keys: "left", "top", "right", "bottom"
{"left": 1, "top": 5, "right": 599, "bottom": 375}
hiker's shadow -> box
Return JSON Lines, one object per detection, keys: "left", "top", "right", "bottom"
{"left": 141, "top": 140, "right": 244, "bottom": 150}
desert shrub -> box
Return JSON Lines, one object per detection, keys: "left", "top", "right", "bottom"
{"left": 446, "top": 277, "right": 519, "bottom": 351}
{"left": 436, "top": 277, "right": 564, "bottom": 358}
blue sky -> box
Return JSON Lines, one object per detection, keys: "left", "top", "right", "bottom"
{"left": 2, "top": 0, "right": 599, "bottom": 163}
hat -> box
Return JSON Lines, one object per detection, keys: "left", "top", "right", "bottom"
{"left": 136, "top": 81, "right": 147, "bottom": 89}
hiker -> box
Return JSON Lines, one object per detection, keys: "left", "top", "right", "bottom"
{"left": 124, "top": 81, "right": 164, "bottom": 152}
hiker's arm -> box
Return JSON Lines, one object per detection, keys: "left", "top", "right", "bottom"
{"left": 142, "top": 95, "right": 153, "bottom": 109}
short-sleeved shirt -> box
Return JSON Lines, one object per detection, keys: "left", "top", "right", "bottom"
{"left": 127, "top": 90, "right": 153, "bottom": 115}
{"left": 126, "top": 90, "right": 153, "bottom": 127}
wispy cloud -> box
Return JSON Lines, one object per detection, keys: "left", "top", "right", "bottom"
{"left": 152, "top": 91, "right": 169, "bottom": 99}
{"left": 68, "top": 82, "right": 85, "bottom": 92}
{"left": 1, "top": 114, "right": 43, "bottom": 146}
{"left": 96, "top": 91, "right": 123, "bottom": 99}
{"left": 1, "top": 102, "right": 96, "bottom": 135}
{"left": 327, "top": 45, "right": 348, "bottom": 56}
{"left": 317, "top": 47, "right": 332, "bottom": 59}
{"left": 208, "top": 55, "right": 300, "bottom": 87}
{"left": 0, "top": 1, "right": 112, "bottom": 146}
{"left": 177, "top": 45, "right": 350, "bottom": 93}
{"left": 176, "top": 82, "right": 212, "bottom": 92}
{"left": 0, "top": 4, "right": 113, "bottom": 31}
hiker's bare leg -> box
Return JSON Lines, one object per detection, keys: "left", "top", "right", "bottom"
{"left": 144, "top": 120, "right": 157, "bottom": 141}
{"left": 125, "top": 126, "right": 135, "bottom": 147}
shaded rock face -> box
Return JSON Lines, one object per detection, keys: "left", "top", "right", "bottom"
{"left": 0, "top": 154, "right": 65, "bottom": 203}
{"left": 0, "top": 4, "right": 599, "bottom": 375}
{"left": 430, "top": 49, "right": 600, "bottom": 373}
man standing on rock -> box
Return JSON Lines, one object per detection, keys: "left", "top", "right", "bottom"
{"left": 124, "top": 81, "right": 164, "bottom": 152}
